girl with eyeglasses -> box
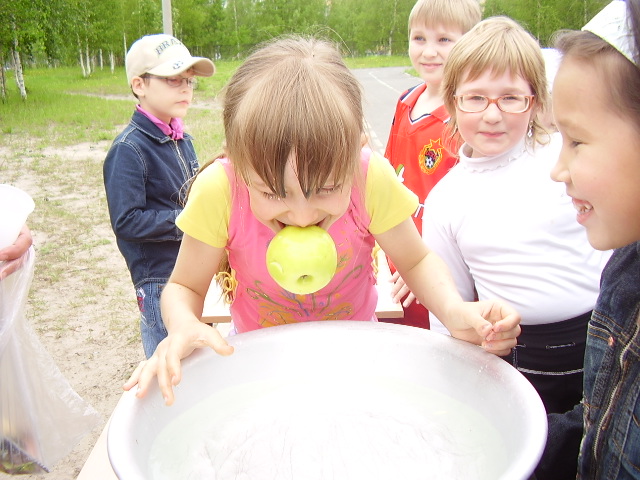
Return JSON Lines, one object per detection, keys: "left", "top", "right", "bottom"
{"left": 416, "top": 17, "right": 612, "bottom": 415}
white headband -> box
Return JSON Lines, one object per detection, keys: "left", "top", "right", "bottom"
{"left": 582, "top": 0, "right": 638, "bottom": 66}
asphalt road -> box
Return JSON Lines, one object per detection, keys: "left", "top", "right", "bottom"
{"left": 351, "top": 66, "right": 421, "bottom": 155}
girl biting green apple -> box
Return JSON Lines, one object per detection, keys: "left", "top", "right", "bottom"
{"left": 125, "top": 35, "right": 522, "bottom": 406}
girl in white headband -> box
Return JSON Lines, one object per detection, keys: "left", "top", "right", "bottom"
{"left": 535, "top": 1, "right": 640, "bottom": 479}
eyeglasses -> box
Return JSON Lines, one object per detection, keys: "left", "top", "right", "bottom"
{"left": 454, "top": 94, "right": 535, "bottom": 113}
{"left": 142, "top": 74, "right": 198, "bottom": 89}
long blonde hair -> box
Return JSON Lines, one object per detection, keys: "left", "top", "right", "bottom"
{"left": 221, "top": 35, "right": 364, "bottom": 198}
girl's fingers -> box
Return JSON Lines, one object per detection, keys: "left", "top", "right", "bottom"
{"left": 137, "top": 356, "right": 163, "bottom": 399}
{"left": 402, "top": 292, "right": 416, "bottom": 308}
{"left": 482, "top": 336, "right": 518, "bottom": 356}
{"left": 122, "top": 360, "right": 146, "bottom": 392}
{"left": 122, "top": 325, "right": 236, "bottom": 406}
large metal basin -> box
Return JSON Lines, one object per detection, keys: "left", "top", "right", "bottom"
{"left": 108, "top": 321, "right": 547, "bottom": 479}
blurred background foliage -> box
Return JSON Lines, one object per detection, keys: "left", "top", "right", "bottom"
{"left": 1, "top": 0, "right": 611, "bottom": 69}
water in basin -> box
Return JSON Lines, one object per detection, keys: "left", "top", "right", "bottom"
{"left": 148, "top": 375, "right": 507, "bottom": 479}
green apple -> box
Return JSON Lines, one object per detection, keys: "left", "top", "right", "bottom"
{"left": 266, "top": 225, "right": 338, "bottom": 295}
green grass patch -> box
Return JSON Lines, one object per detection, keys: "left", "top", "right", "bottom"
{"left": 0, "top": 56, "right": 414, "bottom": 175}
{"left": 0, "top": 56, "right": 410, "bottom": 146}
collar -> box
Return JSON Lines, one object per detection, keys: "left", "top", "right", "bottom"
{"left": 459, "top": 139, "right": 527, "bottom": 173}
{"left": 402, "top": 83, "right": 451, "bottom": 123}
{"left": 136, "top": 104, "right": 184, "bottom": 140}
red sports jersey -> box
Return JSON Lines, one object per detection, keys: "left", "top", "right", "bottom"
{"left": 383, "top": 83, "right": 460, "bottom": 329}
{"left": 385, "top": 83, "right": 459, "bottom": 235}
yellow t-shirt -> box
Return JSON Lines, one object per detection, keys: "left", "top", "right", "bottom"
{"left": 177, "top": 151, "right": 418, "bottom": 245}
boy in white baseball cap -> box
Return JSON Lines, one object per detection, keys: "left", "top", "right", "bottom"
{"left": 103, "top": 34, "right": 215, "bottom": 358}
{"left": 125, "top": 34, "right": 215, "bottom": 84}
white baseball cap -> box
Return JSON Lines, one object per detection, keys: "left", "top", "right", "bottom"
{"left": 125, "top": 34, "right": 215, "bottom": 84}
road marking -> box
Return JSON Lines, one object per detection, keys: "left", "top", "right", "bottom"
{"left": 368, "top": 71, "right": 405, "bottom": 94}
{"left": 364, "top": 118, "right": 384, "bottom": 155}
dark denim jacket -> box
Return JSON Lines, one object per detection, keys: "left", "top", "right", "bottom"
{"left": 535, "top": 243, "right": 640, "bottom": 480}
{"left": 103, "top": 110, "right": 199, "bottom": 287}
{"left": 578, "top": 241, "right": 640, "bottom": 479}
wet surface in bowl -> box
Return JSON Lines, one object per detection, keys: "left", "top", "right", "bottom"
{"left": 148, "top": 375, "right": 507, "bottom": 479}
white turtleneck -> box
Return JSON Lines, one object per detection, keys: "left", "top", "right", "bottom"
{"left": 422, "top": 134, "right": 610, "bottom": 333}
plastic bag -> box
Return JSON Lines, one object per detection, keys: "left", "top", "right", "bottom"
{"left": 0, "top": 248, "right": 101, "bottom": 474}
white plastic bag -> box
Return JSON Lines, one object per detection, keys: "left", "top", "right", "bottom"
{"left": 0, "top": 248, "right": 101, "bottom": 474}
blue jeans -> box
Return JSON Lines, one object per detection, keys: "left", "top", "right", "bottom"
{"left": 136, "top": 281, "right": 168, "bottom": 358}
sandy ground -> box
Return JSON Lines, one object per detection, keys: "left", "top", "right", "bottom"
{"left": 1, "top": 139, "right": 146, "bottom": 480}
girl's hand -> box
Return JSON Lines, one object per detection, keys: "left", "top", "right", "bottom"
{"left": 446, "top": 300, "right": 521, "bottom": 356}
{"left": 389, "top": 271, "right": 418, "bottom": 308}
{"left": 123, "top": 322, "right": 234, "bottom": 406}
{"left": 0, "top": 225, "right": 33, "bottom": 280}
{"left": 0, "top": 253, "right": 30, "bottom": 281}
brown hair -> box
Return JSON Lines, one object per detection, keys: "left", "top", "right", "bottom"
{"left": 408, "top": 0, "right": 482, "bottom": 34}
{"left": 221, "top": 35, "right": 364, "bottom": 199}
{"left": 442, "top": 16, "right": 551, "bottom": 148}
{"left": 553, "top": 0, "right": 640, "bottom": 133}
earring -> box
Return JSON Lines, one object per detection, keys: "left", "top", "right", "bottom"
{"left": 527, "top": 121, "right": 533, "bottom": 138}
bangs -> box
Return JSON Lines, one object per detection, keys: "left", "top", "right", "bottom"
{"left": 409, "top": 0, "right": 481, "bottom": 33}
{"left": 226, "top": 41, "right": 363, "bottom": 198}
{"left": 443, "top": 17, "right": 548, "bottom": 114}
{"left": 453, "top": 30, "right": 543, "bottom": 89}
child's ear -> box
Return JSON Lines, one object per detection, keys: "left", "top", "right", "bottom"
{"left": 131, "top": 76, "right": 146, "bottom": 97}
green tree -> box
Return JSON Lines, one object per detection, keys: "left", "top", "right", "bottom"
{"left": 0, "top": 0, "right": 49, "bottom": 99}
{"left": 254, "top": 0, "right": 326, "bottom": 39}
{"left": 0, "top": 0, "right": 625, "bottom": 103}
{"left": 219, "top": 0, "right": 256, "bottom": 57}
{"left": 482, "top": 0, "right": 610, "bottom": 46}
{"left": 173, "top": 0, "right": 224, "bottom": 58}
{"left": 327, "top": 0, "right": 413, "bottom": 56}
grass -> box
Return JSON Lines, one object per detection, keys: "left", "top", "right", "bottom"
{"left": 0, "top": 55, "right": 410, "bottom": 147}
{"left": 1, "top": 69, "right": 131, "bottom": 145}
{"left": 344, "top": 54, "right": 410, "bottom": 69}
{"left": 0, "top": 55, "right": 413, "bottom": 163}
{"left": 0, "top": 63, "right": 237, "bottom": 152}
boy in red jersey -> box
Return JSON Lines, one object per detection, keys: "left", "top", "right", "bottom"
{"left": 384, "top": 0, "right": 481, "bottom": 328}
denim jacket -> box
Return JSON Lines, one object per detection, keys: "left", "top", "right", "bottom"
{"left": 103, "top": 110, "right": 199, "bottom": 287}
{"left": 533, "top": 242, "right": 640, "bottom": 480}
{"left": 579, "top": 241, "right": 640, "bottom": 479}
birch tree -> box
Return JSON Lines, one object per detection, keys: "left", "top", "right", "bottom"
{"left": 0, "top": 0, "right": 47, "bottom": 100}
{"left": 11, "top": 20, "right": 27, "bottom": 100}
